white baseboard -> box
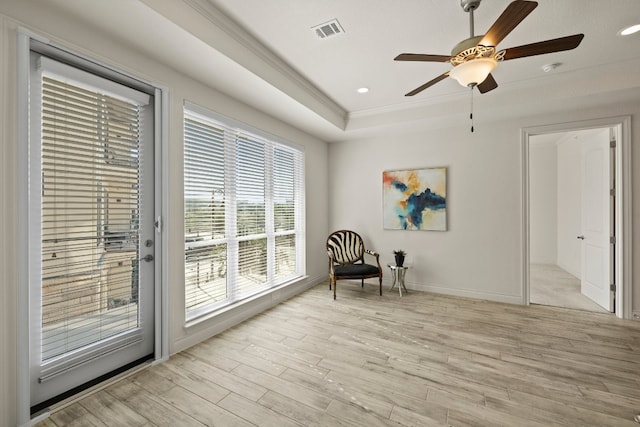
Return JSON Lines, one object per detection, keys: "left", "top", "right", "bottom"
{"left": 371, "top": 277, "right": 523, "bottom": 305}
{"left": 25, "top": 412, "right": 49, "bottom": 427}
{"left": 406, "top": 281, "right": 523, "bottom": 305}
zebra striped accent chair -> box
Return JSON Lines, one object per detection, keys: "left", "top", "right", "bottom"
{"left": 326, "top": 230, "right": 382, "bottom": 300}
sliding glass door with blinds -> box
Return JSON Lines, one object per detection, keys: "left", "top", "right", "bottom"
{"left": 184, "top": 105, "right": 305, "bottom": 320}
{"left": 29, "top": 54, "right": 156, "bottom": 410}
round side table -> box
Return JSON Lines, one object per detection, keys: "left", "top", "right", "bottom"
{"left": 387, "top": 264, "right": 408, "bottom": 296}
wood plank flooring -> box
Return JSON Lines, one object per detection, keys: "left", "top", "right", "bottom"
{"left": 36, "top": 282, "right": 640, "bottom": 426}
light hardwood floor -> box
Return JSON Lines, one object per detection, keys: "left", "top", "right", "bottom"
{"left": 36, "top": 282, "right": 640, "bottom": 426}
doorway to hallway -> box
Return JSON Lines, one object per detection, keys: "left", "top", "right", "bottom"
{"left": 529, "top": 128, "right": 612, "bottom": 313}
{"left": 523, "top": 117, "right": 632, "bottom": 318}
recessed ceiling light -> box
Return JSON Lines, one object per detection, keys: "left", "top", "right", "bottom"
{"left": 620, "top": 24, "right": 640, "bottom": 36}
{"left": 357, "top": 87, "right": 369, "bottom": 94}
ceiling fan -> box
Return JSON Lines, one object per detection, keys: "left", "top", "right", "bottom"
{"left": 394, "top": 0, "right": 584, "bottom": 96}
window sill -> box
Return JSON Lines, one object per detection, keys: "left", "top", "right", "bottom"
{"left": 183, "top": 275, "right": 309, "bottom": 330}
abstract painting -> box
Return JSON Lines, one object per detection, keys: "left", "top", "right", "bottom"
{"left": 383, "top": 167, "right": 447, "bottom": 231}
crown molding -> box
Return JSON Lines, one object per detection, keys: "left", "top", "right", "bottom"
{"left": 179, "top": 0, "right": 346, "bottom": 129}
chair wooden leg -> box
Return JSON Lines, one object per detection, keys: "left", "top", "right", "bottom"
{"left": 361, "top": 279, "right": 364, "bottom": 288}
{"left": 333, "top": 282, "right": 337, "bottom": 300}
{"left": 379, "top": 277, "right": 382, "bottom": 296}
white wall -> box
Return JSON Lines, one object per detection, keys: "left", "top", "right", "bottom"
{"left": 330, "top": 124, "right": 524, "bottom": 303}
{"left": 329, "top": 102, "right": 640, "bottom": 312}
{"left": 556, "top": 135, "right": 582, "bottom": 277}
{"left": 529, "top": 139, "right": 558, "bottom": 264}
{"left": 0, "top": 6, "right": 329, "bottom": 425}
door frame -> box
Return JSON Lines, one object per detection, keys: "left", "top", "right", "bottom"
{"left": 16, "top": 30, "right": 169, "bottom": 425}
{"left": 521, "top": 116, "right": 632, "bottom": 319}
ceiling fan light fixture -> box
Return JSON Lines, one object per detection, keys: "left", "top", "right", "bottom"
{"left": 395, "top": 1, "right": 584, "bottom": 97}
{"left": 449, "top": 57, "right": 497, "bottom": 87}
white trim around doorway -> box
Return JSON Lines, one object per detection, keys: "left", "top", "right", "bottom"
{"left": 521, "top": 116, "right": 632, "bottom": 319}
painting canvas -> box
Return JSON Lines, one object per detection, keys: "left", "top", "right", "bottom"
{"left": 383, "top": 167, "right": 447, "bottom": 231}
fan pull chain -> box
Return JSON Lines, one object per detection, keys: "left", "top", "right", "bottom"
{"left": 470, "top": 86, "right": 474, "bottom": 133}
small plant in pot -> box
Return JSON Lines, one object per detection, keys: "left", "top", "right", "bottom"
{"left": 393, "top": 250, "right": 406, "bottom": 267}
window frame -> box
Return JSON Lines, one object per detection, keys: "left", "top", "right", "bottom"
{"left": 183, "top": 102, "right": 305, "bottom": 321}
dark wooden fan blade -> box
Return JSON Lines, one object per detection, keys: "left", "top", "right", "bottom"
{"left": 502, "top": 34, "right": 584, "bottom": 60}
{"left": 477, "top": 73, "right": 498, "bottom": 94}
{"left": 479, "top": 0, "right": 538, "bottom": 47}
{"left": 394, "top": 53, "right": 451, "bottom": 62}
{"left": 405, "top": 72, "right": 449, "bottom": 96}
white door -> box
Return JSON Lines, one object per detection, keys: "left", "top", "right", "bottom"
{"left": 579, "top": 131, "right": 613, "bottom": 311}
{"left": 29, "top": 55, "right": 156, "bottom": 410}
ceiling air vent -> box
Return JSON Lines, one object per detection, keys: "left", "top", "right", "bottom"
{"left": 312, "top": 19, "right": 344, "bottom": 39}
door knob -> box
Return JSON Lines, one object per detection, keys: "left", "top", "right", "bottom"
{"left": 140, "top": 254, "right": 154, "bottom": 262}
{"left": 577, "top": 235, "right": 585, "bottom": 240}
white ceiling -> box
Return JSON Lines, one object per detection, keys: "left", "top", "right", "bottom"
{"left": 20, "top": 0, "right": 640, "bottom": 142}
{"left": 209, "top": 0, "right": 596, "bottom": 110}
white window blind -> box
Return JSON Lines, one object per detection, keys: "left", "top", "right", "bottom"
{"left": 184, "top": 106, "right": 305, "bottom": 320}
{"left": 273, "top": 147, "right": 297, "bottom": 280}
{"left": 184, "top": 117, "right": 228, "bottom": 312}
{"left": 39, "top": 72, "right": 145, "bottom": 362}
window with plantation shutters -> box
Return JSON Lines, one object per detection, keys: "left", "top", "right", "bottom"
{"left": 184, "top": 104, "right": 305, "bottom": 320}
